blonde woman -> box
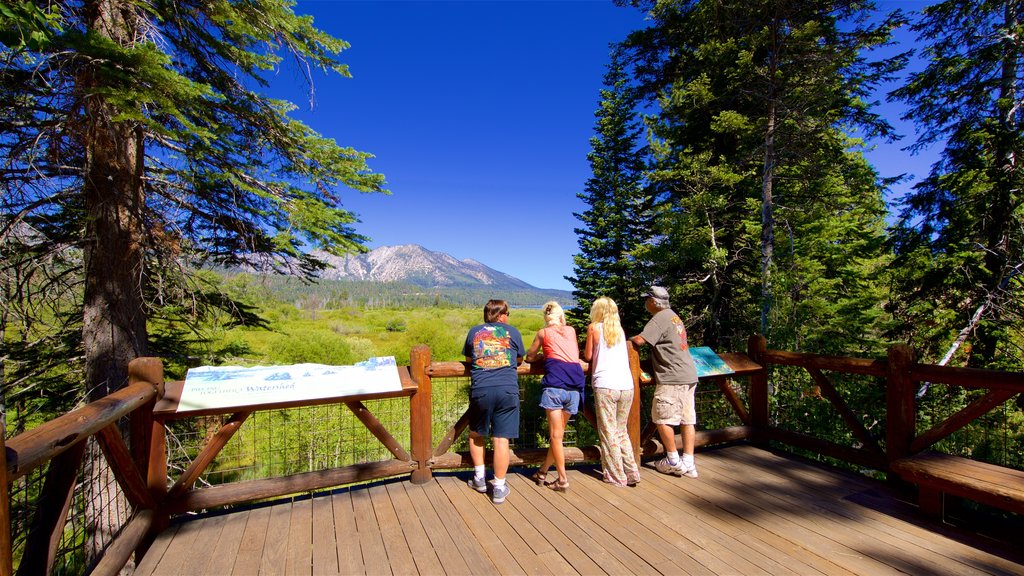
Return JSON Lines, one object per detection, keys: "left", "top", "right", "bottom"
{"left": 525, "top": 301, "right": 585, "bottom": 491}
{"left": 584, "top": 297, "right": 640, "bottom": 487}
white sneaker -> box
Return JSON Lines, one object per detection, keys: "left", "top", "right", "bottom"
{"left": 654, "top": 457, "right": 684, "bottom": 477}
{"left": 681, "top": 463, "right": 699, "bottom": 478}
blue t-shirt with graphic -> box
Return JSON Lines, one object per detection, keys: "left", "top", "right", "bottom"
{"left": 463, "top": 322, "right": 526, "bottom": 389}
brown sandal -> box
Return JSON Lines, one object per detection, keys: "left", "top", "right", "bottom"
{"left": 530, "top": 470, "right": 548, "bottom": 485}
{"left": 546, "top": 478, "right": 569, "bottom": 492}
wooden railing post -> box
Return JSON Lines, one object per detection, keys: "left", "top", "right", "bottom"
{"left": 409, "top": 345, "right": 433, "bottom": 484}
{"left": 0, "top": 419, "right": 11, "bottom": 576}
{"left": 886, "top": 344, "right": 917, "bottom": 467}
{"left": 627, "top": 342, "right": 642, "bottom": 466}
{"left": 128, "top": 357, "right": 169, "bottom": 553}
{"left": 748, "top": 335, "right": 769, "bottom": 448}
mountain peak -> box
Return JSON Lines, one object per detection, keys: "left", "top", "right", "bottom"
{"left": 311, "top": 244, "right": 539, "bottom": 290}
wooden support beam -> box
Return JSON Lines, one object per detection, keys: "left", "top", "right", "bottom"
{"left": 95, "top": 424, "right": 156, "bottom": 510}
{"left": 346, "top": 401, "right": 411, "bottom": 462}
{"left": 167, "top": 411, "right": 251, "bottom": 500}
{"left": 17, "top": 439, "right": 87, "bottom": 576}
{"left": 409, "top": 345, "right": 433, "bottom": 484}
{"left": 910, "top": 389, "right": 1018, "bottom": 454}
{"left": 807, "top": 367, "right": 885, "bottom": 460}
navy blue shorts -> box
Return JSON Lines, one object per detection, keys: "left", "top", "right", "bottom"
{"left": 539, "top": 387, "right": 581, "bottom": 415}
{"left": 469, "top": 385, "right": 520, "bottom": 439}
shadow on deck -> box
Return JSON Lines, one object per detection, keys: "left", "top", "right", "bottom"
{"left": 136, "top": 444, "right": 1024, "bottom": 575}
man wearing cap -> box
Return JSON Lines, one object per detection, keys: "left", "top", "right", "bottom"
{"left": 630, "top": 286, "right": 700, "bottom": 478}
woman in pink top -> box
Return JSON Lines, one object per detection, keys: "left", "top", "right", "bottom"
{"left": 525, "top": 301, "right": 585, "bottom": 491}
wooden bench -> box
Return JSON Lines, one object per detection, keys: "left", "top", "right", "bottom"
{"left": 891, "top": 450, "right": 1024, "bottom": 520}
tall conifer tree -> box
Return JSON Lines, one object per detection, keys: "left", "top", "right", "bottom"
{"left": 570, "top": 49, "right": 654, "bottom": 334}
{"left": 1, "top": 0, "right": 385, "bottom": 558}
{"left": 889, "top": 0, "right": 1024, "bottom": 368}
{"left": 620, "top": 0, "right": 901, "bottom": 353}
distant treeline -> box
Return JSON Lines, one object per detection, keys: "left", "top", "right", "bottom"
{"left": 222, "top": 272, "right": 575, "bottom": 309}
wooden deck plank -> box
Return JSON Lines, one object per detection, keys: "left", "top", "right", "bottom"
{"left": 436, "top": 475, "right": 528, "bottom": 576}
{"left": 521, "top": 470, "right": 657, "bottom": 575}
{"left": 384, "top": 482, "right": 446, "bottom": 575}
{"left": 719, "top": 446, "right": 1024, "bottom": 576}
{"left": 286, "top": 497, "right": 313, "bottom": 575}
{"left": 312, "top": 494, "right": 340, "bottom": 574}
{"left": 331, "top": 491, "right": 364, "bottom": 576}
{"left": 231, "top": 505, "right": 272, "bottom": 576}
{"left": 178, "top": 513, "right": 229, "bottom": 575}
{"left": 203, "top": 506, "right": 250, "bottom": 574}
{"left": 258, "top": 501, "right": 292, "bottom": 575}
{"left": 138, "top": 446, "right": 1024, "bottom": 576}
{"left": 150, "top": 511, "right": 204, "bottom": 575}
{"left": 418, "top": 478, "right": 498, "bottom": 573}
{"left": 672, "top": 457, "right": 903, "bottom": 575}
{"left": 506, "top": 472, "right": 605, "bottom": 576}
{"left": 351, "top": 486, "right": 391, "bottom": 575}
{"left": 133, "top": 523, "right": 178, "bottom": 575}
{"left": 369, "top": 484, "right": 417, "bottom": 575}
{"left": 696, "top": 448, "right": 988, "bottom": 575}
{"left": 582, "top": 469, "right": 768, "bottom": 575}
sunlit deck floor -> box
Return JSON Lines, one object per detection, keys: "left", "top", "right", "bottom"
{"left": 135, "top": 444, "right": 1024, "bottom": 575}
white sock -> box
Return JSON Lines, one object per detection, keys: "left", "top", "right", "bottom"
{"left": 682, "top": 453, "right": 694, "bottom": 468}
{"left": 492, "top": 477, "right": 506, "bottom": 488}
{"left": 667, "top": 452, "right": 680, "bottom": 465}
{"left": 474, "top": 465, "right": 486, "bottom": 480}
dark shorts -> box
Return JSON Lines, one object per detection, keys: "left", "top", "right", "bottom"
{"left": 539, "top": 387, "right": 581, "bottom": 415}
{"left": 469, "top": 385, "right": 520, "bottom": 439}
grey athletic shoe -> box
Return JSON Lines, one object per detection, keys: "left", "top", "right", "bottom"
{"left": 467, "top": 475, "right": 487, "bottom": 493}
{"left": 491, "top": 482, "right": 510, "bottom": 504}
{"left": 681, "top": 463, "right": 699, "bottom": 478}
{"left": 655, "top": 457, "right": 685, "bottom": 477}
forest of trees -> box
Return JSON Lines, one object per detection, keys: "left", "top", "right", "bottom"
{"left": 571, "top": 0, "right": 1023, "bottom": 370}
{"left": 2, "top": 0, "right": 1024, "bottom": 568}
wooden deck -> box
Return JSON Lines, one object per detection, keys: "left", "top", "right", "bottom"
{"left": 135, "top": 444, "right": 1024, "bottom": 575}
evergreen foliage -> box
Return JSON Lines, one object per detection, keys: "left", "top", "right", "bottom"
{"left": 616, "top": 0, "right": 903, "bottom": 354}
{"left": 888, "top": 0, "right": 1024, "bottom": 368}
{"left": 569, "top": 49, "right": 656, "bottom": 335}
{"left": 0, "top": 0, "right": 386, "bottom": 406}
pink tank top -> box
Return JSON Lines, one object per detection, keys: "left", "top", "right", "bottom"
{"left": 540, "top": 325, "right": 580, "bottom": 363}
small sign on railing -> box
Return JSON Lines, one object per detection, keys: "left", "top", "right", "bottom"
{"left": 177, "top": 356, "right": 403, "bottom": 412}
{"left": 691, "top": 346, "right": 735, "bottom": 378}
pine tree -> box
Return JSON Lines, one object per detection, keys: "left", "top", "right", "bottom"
{"left": 569, "top": 49, "right": 654, "bottom": 335}
{"left": 620, "top": 0, "right": 902, "bottom": 353}
{"left": 889, "top": 0, "right": 1024, "bottom": 368}
{"left": 1, "top": 0, "right": 385, "bottom": 397}
{"left": 1, "top": 0, "right": 385, "bottom": 561}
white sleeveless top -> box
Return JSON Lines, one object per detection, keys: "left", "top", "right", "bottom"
{"left": 591, "top": 323, "right": 633, "bottom": 391}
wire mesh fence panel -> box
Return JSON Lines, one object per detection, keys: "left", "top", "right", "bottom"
{"left": 7, "top": 435, "right": 132, "bottom": 576}
{"left": 918, "top": 383, "right": 1024, "bottom": 471}
{"left": 767, "top": 364, "right": 886, "bottom": 448}
{"left": 166, "top": 397, "right": 412, "bottom": 487}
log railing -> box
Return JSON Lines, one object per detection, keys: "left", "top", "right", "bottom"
{"left": 4, "top": 337, "right": 1023, "bottom": 575}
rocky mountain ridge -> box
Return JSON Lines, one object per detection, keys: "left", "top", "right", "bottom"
{"left": 311, "top": 244, "right": 543, "bottom": 291}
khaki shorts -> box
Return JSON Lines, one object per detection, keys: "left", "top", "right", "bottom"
{"left": 651, "top": 383, "right": 697, "bottom": 426}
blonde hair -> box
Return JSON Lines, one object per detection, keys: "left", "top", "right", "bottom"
{"left": 542, "top": 301, "right": 565, "bottom": 327}
{"left": 590, "top": 297, "right": 623, "bottom": 347}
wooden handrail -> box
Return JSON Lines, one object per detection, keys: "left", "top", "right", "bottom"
{"left": 4, "top": 380, "right": 158, "bottom": 481}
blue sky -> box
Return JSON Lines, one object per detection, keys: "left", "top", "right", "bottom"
{"left": 282, "top": 0, "right": 935, "bottom": 292}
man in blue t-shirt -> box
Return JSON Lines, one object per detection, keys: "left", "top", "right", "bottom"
{"left": 463, "top": 299, "right": 525, "bottom": 504}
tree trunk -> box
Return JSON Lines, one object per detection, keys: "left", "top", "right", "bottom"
{"left": 79, "top": 0, "right": 148, "bottom": 568}
{"left": 760, "top": 35, "right": 779, "bottom": 339}
{"left": 976, "top": 1, "right": 1021, "bottom": 364}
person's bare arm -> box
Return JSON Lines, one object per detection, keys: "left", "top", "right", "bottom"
{"left": 525, "top": 331, "right": 544, "bottom": 363}
{"left": 584, "top": 324, "right": 597, "bottom": 362}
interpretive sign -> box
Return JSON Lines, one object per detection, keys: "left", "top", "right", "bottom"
{"left": 690, "top": 346, "right": 735, "bottom": 378}
{"left": 177, "top": 356, "right": 402, "bottom": 412}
